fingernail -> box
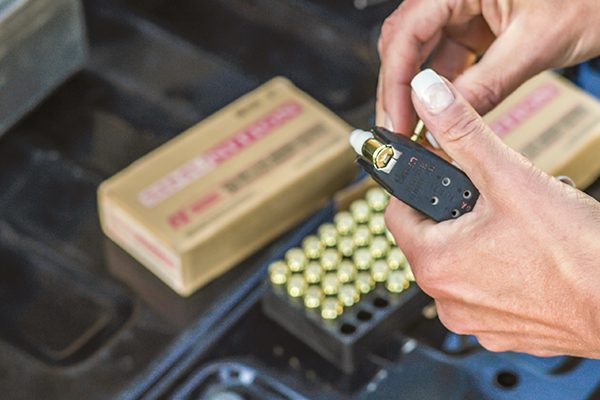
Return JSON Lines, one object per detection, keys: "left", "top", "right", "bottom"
{"left": 411, "top": 69, "right": 454, "bottom": 114}
{"left": 425, "top": 131, "right": 440, "bottom": 149}
{"left": 383, "top": 113, "right": 394, "bottom": 132}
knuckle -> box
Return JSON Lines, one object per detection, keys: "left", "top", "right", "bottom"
{"left": 383, "top": 201, "right": 423, "bottom": 252}
{"left": 378, "top": 10, "right": 401, "bottom": 55}
{"left": 437, "top": 306, "right": 469, "bottom": 335}
{"left": 464, "top": 79, "right": 503, "bottom": 114}
{"left": 408, "top": 245, "right": 452, "bottom": 296}
{"left": 412, "top": 258, "right": 444, "bottom": 295}
{"left": 441, "top": 110, "right": 485, "bottom": 144}
{"left": 379, "top": 15, "right": 394, "bottom": 41}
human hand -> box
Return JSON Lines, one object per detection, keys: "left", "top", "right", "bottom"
{"left": 377, "top": 0, "right": 600, "bottom": 134}
{"left": 385, "top": 69, "right": 600, "bottom": 357}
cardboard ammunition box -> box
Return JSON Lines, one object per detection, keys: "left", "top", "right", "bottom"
{"left": 484, "top": 71, "right": 600, "bottom": 188}
{"left": 99, "top": 77, "right": 356, "bottom": 296}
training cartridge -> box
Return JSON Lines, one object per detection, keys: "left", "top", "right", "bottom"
{"left": 262, "top": 188, "right": 429, "bottom": 374}
{"left": 349, "top": 127, "right": 479, "bottom": 222}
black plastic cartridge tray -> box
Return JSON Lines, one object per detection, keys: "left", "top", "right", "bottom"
{"left": 263, "top": 270, "right": 429, "bottom": 374}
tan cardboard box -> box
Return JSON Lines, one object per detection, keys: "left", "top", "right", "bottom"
{"left": 99, "top": 77, "right": 356, "bottom": 296}
{"left": 484, "top": 71, "right": 600, "bottom": 188}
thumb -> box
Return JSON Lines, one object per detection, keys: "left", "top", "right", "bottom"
{"left": 410, "top": 68, "right": 521, "bottom": 190}
{"left": 453, "top": 26, "right": 546, "bottom": 115}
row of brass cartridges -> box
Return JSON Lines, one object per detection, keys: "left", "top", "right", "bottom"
{"left": 269, "top": 258, "right": 415, "bottom": 319}
{"left": 311, "top": 216, "right": 391, "bottom": 254}
{"left": 306, "top": 219, "right": 395, "bottom": 264}
{"left": 270, "top": 255, "right": 413, "bottom": 294}
{"left": 333, "top": 210, "right": 387, "bottom": 238}
{"left": 331, "top": 187, "right": 389, "bottom": 231}
{"left": 283, "top": 232, "right": 406, "bottom": 276}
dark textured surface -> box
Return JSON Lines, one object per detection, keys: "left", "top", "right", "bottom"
{"left": 0, "top": 0, "right": 388, "bottom": 398}
{"left": 0, "top": 0, "right": 86, "bottom": 135}
{"left": 2, "top": 0, "right": 600, "bottom": 398}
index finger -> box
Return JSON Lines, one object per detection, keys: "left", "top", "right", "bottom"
{"left": 377, "top": 0, "right": 466, "bottom": 133}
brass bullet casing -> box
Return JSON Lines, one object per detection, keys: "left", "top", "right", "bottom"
{"left": 334, "top": 211, "right": 356, "bottom": 236}
{"left": 366, "top": 187, "right": 389, "bottom": 212}
{"left": 353, "top": 248, "right": 373, "bottom": 271}
{"left": 405, "top": 263, "right": 415, "bottom": 282}
{"left": 338, "top": 283, "right": 360, "bottom": 307}
{"left": 369, "top": 213, "right": 386, "bottom": 235}
{"left": 287, "top": 274, "right": 307, "bottom": 298}
{"left": 371, "top": 259, "right": 389, "bottom": 283}
{"left": 304, "top": 261, "right": 323, "bottom": 284}
{"left": 322, "top": 272, "right": 340, "bottom": 295}
{"left": 318, "top": 223, "right": 338, "bottom": 248}
{"left": 304, "top": 285, "right": 324, "bottom": 309}
{"left": 387, "top": 247, "right": 407, "bottom": 270}
{"left": 362, "top": 138, "right": 396, "bottom": 170}
{"left": 285, "top": 248, "right": 307, "bottom": 272}
{"left": 370, "top": 236, "right": 390, "bottom": 259}
{"left": 386, "top": 270, "right": 409, "bottom": 293}
{"left": 320, "top": 248, "right": 341, "bottom": 271}
{"left": 355, "top": 271, "right": 375, "bottom": 294}
{"left": 338, "top": 236, "right": 355, "bottom": 257}
{"left": 337, "top": 260, "right": 356, "bottom": 283}
{"left": 321, "top": 297, "right": 343, "bottom": 320}
{"left": 350, "top": 199, "right": 371, "bottom": 224}
{"left": 385, "top": 228, "right": 396, "bottom": 245}
{"left": 352, "top": 225, "right": 372, "bottom": 248}
{"left": 410, "top": 119, "right": 426, "bottom": 143}
{"left": 268, "top": 260, "right": 289, "bottom": 285}
{"left": 302, "top": 235, "right": 324, "bottom": 260}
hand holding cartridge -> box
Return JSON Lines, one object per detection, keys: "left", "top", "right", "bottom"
{"left": 382, "top": 69, "right": 600, "bottom": 358}
{"left": 377, "top": 0, "right": 600, "bottom": 133}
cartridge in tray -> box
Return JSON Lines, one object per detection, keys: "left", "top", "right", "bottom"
{"left": 262, "top": 188, "right": 429, "bottom": 373}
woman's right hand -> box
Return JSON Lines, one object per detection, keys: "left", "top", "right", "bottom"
{"left": 377, "top": 0, "right": 600, "bottom": 134}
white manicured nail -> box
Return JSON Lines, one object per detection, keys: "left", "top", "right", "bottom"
{"left": 411, "top": 69, "right": 454, "bottom": 114}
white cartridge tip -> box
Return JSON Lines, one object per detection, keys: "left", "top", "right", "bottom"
{"left": 349, "top": 129, "right": 373, "bottom": 156}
